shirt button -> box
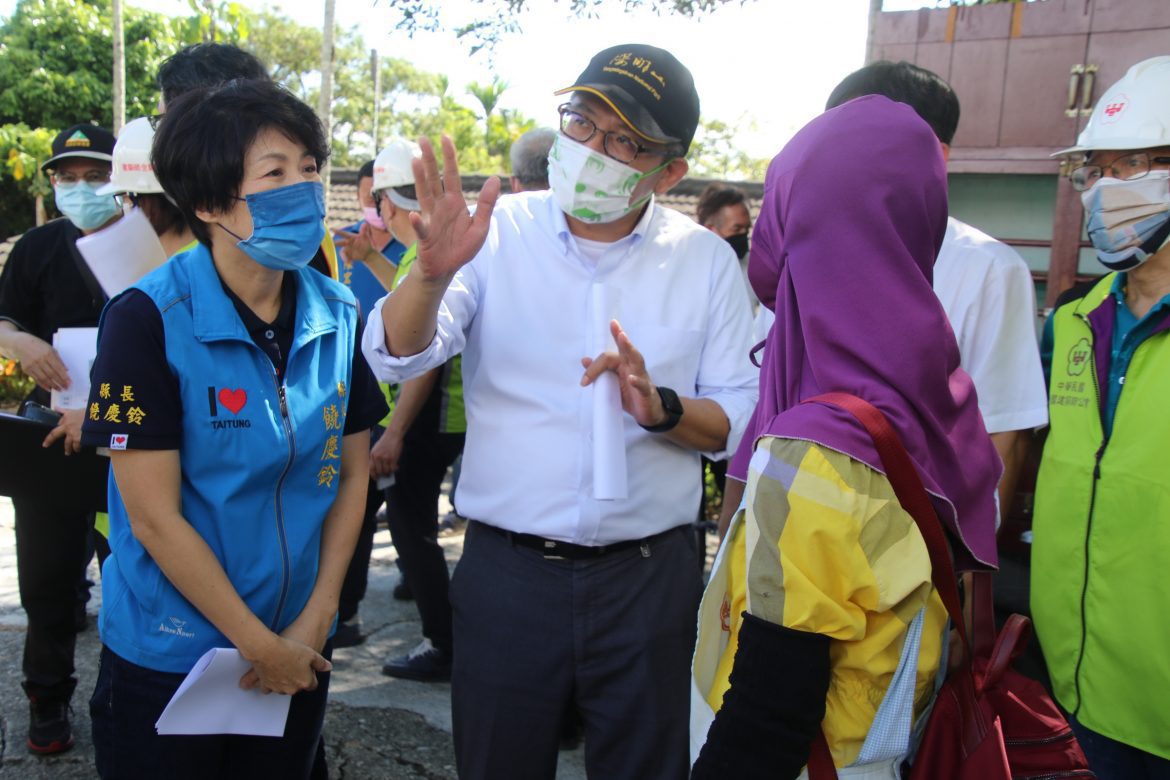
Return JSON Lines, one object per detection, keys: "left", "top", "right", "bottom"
{"left": 265, "top": 329, "right": 275, "bottom": 340}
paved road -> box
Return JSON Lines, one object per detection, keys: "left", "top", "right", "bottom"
{"left": 0, "top": 496, "right": 590, "bottom": 779}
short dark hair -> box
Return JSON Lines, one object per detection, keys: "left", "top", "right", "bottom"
{"left": 825, "top": 61, "right": 960, "bottom": 145}
{"left": 357, "top": 159, "right": 375, "bottom": 180}
{"left": 696, "top": 184, "right": 748, "bottom": 228}
{"left": 135, "top": 193, "right": 186, "bottom": 238}
{"left": 157, "top": 43, "right": 270, "bottom": 108}
{"left": 152, "top": 79, "right": 330, "bottom": 247}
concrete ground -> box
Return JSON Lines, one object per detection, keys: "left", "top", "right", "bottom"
{"left": 0, "top": 494, "right": 592, "bottom": 779}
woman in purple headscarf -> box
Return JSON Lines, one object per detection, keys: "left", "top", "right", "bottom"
{"left": 689, "top": 95, "right": 1001, "bottom": 779}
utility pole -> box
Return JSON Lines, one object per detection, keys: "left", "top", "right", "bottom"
{"left": 112, "top": 0, "right": 125, "bottom": 133}
{"left": 865, "top": 0, "right": 882, "bottom": 63}
{"left": 371, "top": 49, "right": 381, "bottom": 155}
{"left": 319, "top": 0, "right": 336, "bottom": 204}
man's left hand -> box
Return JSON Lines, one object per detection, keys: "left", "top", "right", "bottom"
{"left": 43, "top": 408, "right": 84, "bottom": 455}
{"left": 580, "top": 319, "right": 666, "bottom": 428}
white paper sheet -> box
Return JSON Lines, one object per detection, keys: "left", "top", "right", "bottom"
{"left": 155, "top": 647, "right": 292, "bottom": 737}
{"left": 75, "top": 206, "right": 167, "bottom": 298}
{"left": 589, "top": 284, "right": 627, "bottom": 500}
{"left": 50, "top": 327, "right": 98, "bottom": 411}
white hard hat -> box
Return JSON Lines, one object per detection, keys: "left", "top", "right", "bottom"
{"left": 1056, "top": 56, "right": 1170, "bottom": 157}
{"left": 372, "top": 137, "right": 422, "bottom": 210}
{"left": 96, "top": 117, "right": 163, "bottom": 196}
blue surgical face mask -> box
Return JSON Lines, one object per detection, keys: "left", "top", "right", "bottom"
{"left": 54, "top": 181, "right": 121, "bottom": 231}
{"left": 1081, "top": 171, "right": 1170, "bottom": 271}
{"left": 220, "top": 181, "right": 326, "bottom": 271}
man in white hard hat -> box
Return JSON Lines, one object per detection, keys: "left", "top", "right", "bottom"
{"left": 1033, "top": 55, "right": 1170, "bottom": 776}
{"left": 368, "top": 137, "right": 466, "bottom": 682}
{"left": 97, "top": 116, "right": 196, "bottom": 257}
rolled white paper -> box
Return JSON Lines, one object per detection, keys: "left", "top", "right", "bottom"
{"left": 590, "top": 284, "right": 628, "bottom": 500}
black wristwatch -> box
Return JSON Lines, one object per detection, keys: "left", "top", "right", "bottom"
{"left": 640, "top": 386, "right": 684, "bottom": 433}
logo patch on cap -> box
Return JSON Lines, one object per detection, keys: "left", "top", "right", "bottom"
{"left": 604, "top": 52, "right": 667, "bottom": 101}
{"left": 64, "top": 130, "right": 92, "bottom": 148}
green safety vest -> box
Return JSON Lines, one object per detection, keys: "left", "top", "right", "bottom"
{"left": 379, "top": 244, "right": 465, "bottom": 434}
{"left": 1032, "top": 273, "right": 1170, "bottom": 760}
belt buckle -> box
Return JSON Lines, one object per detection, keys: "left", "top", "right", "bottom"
{"left": 542, "top": 539, "right": 568, "bottom": 560}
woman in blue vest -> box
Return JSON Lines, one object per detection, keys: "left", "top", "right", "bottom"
{"left": 80, "top": 79, "right": 387, "bottom": 777}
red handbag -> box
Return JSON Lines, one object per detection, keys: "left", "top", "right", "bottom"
{"left": 804, "top": 392, "right": 1094, "bottom": 780}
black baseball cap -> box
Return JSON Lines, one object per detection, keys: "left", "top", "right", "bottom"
{"left": 41, "top": 123, "right": 116, "bottom": 172}
{"left": 555, "top": 44, "right": 700, "bottom": 154}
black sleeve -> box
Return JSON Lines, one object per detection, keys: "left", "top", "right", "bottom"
{"left": 691, "top": 612, "right": 832, "bottom": 780}
{"left": 343, "top": 320, "right": 388, "bottom": 435}
{"left": 80, "top": 289, "right": 183, "bottom": 450}
{"left": 0, "top": 233, "right": 38, "bottom": 332}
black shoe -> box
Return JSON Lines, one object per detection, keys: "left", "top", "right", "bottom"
{"left": 27, "top": 697, "right": 74, "bottom": 755}
{"left": 333, "top": 617, "right": 367, "bottom": 648}
{"left": 392, "top": 580, "right": 414, "bottom": 601}
{"left": 381, "top": 639, "right": 451, "bottom": 682}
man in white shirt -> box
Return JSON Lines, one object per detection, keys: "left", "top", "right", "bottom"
{"left": 824, "top": 61, "right": 1048, "bottom": 510}
{"left": 363, "top": 44, "right": 757, "bottom": 779}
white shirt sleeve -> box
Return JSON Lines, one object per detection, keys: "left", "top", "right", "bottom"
{"left": 360, "top": 262, "right": 480, "bottom": 384}
{"left": 938, "top": 236, "right": 1048, "bottom": 435}
{"left": 694, "top": 250, "right": 760, "bottom": 461}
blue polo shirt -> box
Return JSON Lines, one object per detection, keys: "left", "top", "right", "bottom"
{"left": 333, "top": 221, "right": 405, "bottom": 319}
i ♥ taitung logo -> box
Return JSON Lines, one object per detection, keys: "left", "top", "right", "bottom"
{"left": 218, "top": 388, "right": 248, "bottom": 415}
{"left": 109, "top": 434, "right": 128, "bottom": 450}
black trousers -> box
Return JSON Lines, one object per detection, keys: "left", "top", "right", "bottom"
{"left": 91, "top": 643, "right": 332, "bottom": 779}
{"left": 450, "top": 521, "right": 701, "bottom": 780}
{"left": 385, "top": 428, "right": 465, "bottom": 654}
{"left": 13, "top": 495, "right": 94, "bottom": 700}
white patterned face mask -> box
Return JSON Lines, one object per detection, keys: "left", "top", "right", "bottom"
{"left": 1081, "top": 171, "right": 1170, "bottom": 271}
{"left": 547, "top": 135, "right": 668, "bottom": 224}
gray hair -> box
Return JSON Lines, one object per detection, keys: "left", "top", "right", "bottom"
{"left": 509, "top": 127, "right": 557, "bottom": 189}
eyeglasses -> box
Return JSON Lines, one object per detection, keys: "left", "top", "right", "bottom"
{"left": 53, "top": 169, "right": 112, "bottom": 185}
{"left": 557, "top": 104, "right": 670, "bottom": 165}
{"left": 1069, "top": 151, "right": 1170, "bottom": 192}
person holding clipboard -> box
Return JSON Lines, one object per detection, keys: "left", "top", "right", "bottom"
{"left": 0, "top": 122, "right": 120, "bottom": 756}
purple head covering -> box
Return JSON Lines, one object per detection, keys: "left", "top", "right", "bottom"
{"left": 729, "top": 95, "right": 1000, "bottom": 569}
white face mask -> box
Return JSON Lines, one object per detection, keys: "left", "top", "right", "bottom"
{"left": 1081, "top": 171, "right": 1170, "bottom": 271}
{"left": 547, "top": 135, "right": 668, "bottom": 224}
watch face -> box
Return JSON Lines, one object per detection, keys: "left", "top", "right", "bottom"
{"left": 659, "top": 387, "right": 683, "bottom": 416}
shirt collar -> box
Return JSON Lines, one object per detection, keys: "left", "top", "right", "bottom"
{"left": 550, "top": 193, "right": 657, "bottom": 250}
{"left": 1109, "top": 270, "right": 1170, "bottom": 320}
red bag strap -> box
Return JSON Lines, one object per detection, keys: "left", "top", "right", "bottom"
{"left": 802, "top": 392, "right": 985, "bottom": 780}
{"left": 804, "top": 392, "right": 969, "bottom": 650}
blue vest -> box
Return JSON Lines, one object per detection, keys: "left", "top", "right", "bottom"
{"left": 98, "top": 244, "right": 359, "bottom": 673}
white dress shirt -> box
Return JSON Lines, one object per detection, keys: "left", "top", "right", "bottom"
{"left": 363, "top": 191, "right": 758, "bottom": 544}
{"left": 748, "top": 218, "right": 1049, "bottom": 436}
{"left": 933, "top": 218, "right": 1048, "bottom": 434}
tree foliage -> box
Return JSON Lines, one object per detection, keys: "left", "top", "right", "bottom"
{"left": 688, "top": 117, "right": 769, "bottom": 181}
{"left": 386, "top": 0, "right": 751, "bottom": 53}
{"left": 0, "top": 0, "right": 177, "bottom": 130}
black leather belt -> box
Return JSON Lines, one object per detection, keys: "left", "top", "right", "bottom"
{"left": 475, "top": 521, "right": 679, "bottom": 560}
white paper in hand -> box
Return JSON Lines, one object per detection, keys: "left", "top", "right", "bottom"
{"left": 75, "top": 206, "right": 167, "bottom": 298}
{"left": 50, "top": 327, "right": 98, "bottom": 411}
{"left": 155, "top": 648, "right": 291, "bottom": 737}
{"left": 589, "top": 284, "right": 628, "bottom": 500}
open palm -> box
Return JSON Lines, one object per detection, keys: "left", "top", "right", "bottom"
{"left": 409, "top": 135, "right": 501, "bottom": 281}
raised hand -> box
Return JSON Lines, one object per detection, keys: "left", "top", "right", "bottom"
{"left": 408, "top": 135, "right": 501, "bottom": 282}
{"left": 580, "top": 319, "right": 667, "bottom": 429}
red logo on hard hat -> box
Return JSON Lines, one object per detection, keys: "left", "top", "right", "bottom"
{"left": 1101, "top": 94, "right": 1128, "bottom": 123}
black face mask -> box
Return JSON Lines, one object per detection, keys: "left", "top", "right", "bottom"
{"left": 726, "top": 232, "right": 749, "bottom": 260}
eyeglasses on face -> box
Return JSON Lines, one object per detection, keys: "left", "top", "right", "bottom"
{"left": 1069, "top": 151, "right": 1170, "bottom": 192}
{"left": 557, "top": 103, "right": 670, "bottom": 165}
